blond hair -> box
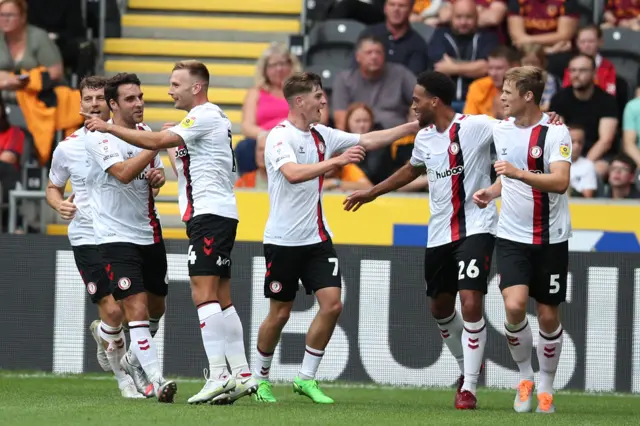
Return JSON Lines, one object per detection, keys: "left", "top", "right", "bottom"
{"left": 172, "top": 60, "right": 210, "bottom": 85}
{"left": 519, "top": 43, "right": 548, "bottom": 68}
{"left": 504, "top": 66, "right": 546, "bottom": 105}
{"left": 254, "top": 42, "right": 301, "bottom": 89}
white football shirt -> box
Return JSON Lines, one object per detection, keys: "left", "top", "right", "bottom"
{"left": 49, "top": 127, "right": 94, "bottom": 246}
{"left": 169, "top": 103, "right": 238, "bottom": 222}
{"left": 410, "top": 114, "right": 498, "bottom": 248}
{"left": 570, "top": 156, "right": 597, "bottom": 194}
{"left": 493, "top": 115, "right": 573, "bottom": 245}
{"left": 264, "top": 120, "right": 360, "bottom": 246}
{"left": 85, "top": 122, "right": 164, "bottom": 245}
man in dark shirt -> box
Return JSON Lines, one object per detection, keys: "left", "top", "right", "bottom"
{"left": 359, "top": 0, "right": 430, "bottom": 76}
{"left": 550, "top": 53, "right": 619, "bottom": 177}
{"left": 428, "top": 0, "right": 499, "bottom": 111}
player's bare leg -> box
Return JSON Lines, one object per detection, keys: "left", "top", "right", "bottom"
{"left": 293, "top": 286, "right": 342, "bottom": 404}
{"left": 502, "top": 285, "right": 535, "bottom": 413}
{"left": 123, "top": 292, "right": 176, "bottom": 403}
{"left": 253, "top": 299, "right": 293, "bottom": 403}
{"left": 91, "top": 295, "right": 120, "bottom": 372}
{"left": 121, "top": 293, "right": 166, "bottom": 398}
{"left": 211, "top": 277, "right": 257, "bottom": 405}
{"left": 187, "top": 275, "right": 236, "bottom": 404}
{"left": 534, "top": 303, "right": 562, "bottom": 414}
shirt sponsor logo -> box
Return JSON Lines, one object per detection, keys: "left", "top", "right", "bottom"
{"left": 427, "top": 165, "right": 464, "bottom": 182}
{"left": 103, "top": 153, "right": 119, "bottom": 161}
{"left": 175, "top": 146, "right": 188, "bottom": 158}
{"left": 180, "top": 116, "right": 196, "bottom": 129}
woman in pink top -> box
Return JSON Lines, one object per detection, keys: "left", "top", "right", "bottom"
{"left": 235, "top": 43, "right": 301, "bottom": 174}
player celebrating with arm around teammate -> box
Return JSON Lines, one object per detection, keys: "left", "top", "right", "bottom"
{"left": 46, "top": 76, "right": 146, "bottom": 399}
{"left": 83, "top": 73, "right": 175, "bottom": 403}
{"left": 84, "top": 61, "right": 258, "bottom": 405}
{"left": 253, "top": 71, "right": 419, "bottom": 405}
{"left": 473, "top": 66, "right": 572, "bottom": 414}
{"left": 344, "top": 71, "right": 497, "bottom": 410}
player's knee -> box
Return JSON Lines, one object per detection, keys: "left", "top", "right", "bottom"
{"left": 460, "top": 292, "right": 483, "bottom": 320}
{"left": 320, "top": 299, "right": 343, "bottom": 319}
{"left": 537, "top": 304, "right": 560, "bottom": 332}
{"left": 98, "top": 297, "right": 123, "bottom": 326}
{"left": 503, "top": 297, "right": 527, "bottom": 321}
{"left": 272, "top": 309, "right": 291, "bottom": 327}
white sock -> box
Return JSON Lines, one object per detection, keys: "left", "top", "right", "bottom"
{"left": 505, "top": 319, "right": 534, "bottom": 381}
{"left": 537, "top": 325, "right": 563, "bottom": 395}
{"left": 149, "top": 317, "right": 161, "bottom": 338}
{"left": 198, "top": 301, "right": 228, "bottom": 379}
{"left": 461, "top": 318, "right": 487, "bottom": 394}
{"left": 298, "top": 346, "right": 324, "bottom": 380}
{"left": 435, "top": 310, "right": 464, "bottom": 374}
{"left": 128, "top": 321, "right": 161, "bottom": 382}
{"left": 222, "top": 305, "right": 251, "bottom": 376}
{"left": 99, "top": 321, "right": 127, "bottom": 380}
{"left": 253, "top": 347, "right": 273, "bottom": 380}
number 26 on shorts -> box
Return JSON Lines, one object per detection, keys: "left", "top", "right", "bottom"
{"left": 458, "top": 259, "right": 480, "bottom": 280}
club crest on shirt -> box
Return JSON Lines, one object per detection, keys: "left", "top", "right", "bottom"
{"left": 529, "top": 145, "right": 542, "bottom": 159}
{"left": 559, "top": 142, "right": 570, "bottom": 158}
{"left": 181, "top": 116, "right": 196, "bottom": 128}
{"left": 448, "top": 142, "right": 460, "bottom": 156}
{"left": 317, "top": 141, "right": 325, "bottom": 154}
{"left": 86, "top": 282, "right": 97, "bottom": 295}
{"left": 269, "top": 281, "right": 282, "bottom": 293}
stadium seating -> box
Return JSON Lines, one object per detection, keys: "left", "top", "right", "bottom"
{"left": 306, "top": 19, "right": 366, "bottom": 68}
{"left": 306, "top": 64, "right": 341, "bottom": 93}
{"left": 601, "top": 27, "right": 640, "bottom": 92}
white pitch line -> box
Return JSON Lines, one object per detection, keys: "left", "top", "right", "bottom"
{"left": 1, "top": 372, "right": 639, "bottom": 398}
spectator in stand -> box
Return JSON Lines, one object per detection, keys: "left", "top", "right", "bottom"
{"left": 26, "top": 0, "right": 95, "bottom": 79}
{"left": 568, "top": 124, "right": 598, "bottom": 198}
{"left": 235, "top": 43, "right": 301, "bottom": 175}
{"left": 605, "top": 154, "right": 640, "bottom": 199}
{"left": 410, "top": 0, "right": 444, "bottom": 26}
{"left": 234, "top": 130, "right": 268, "bottom": 190}
{"left": 428, "top": 0, "right": 499, "bottom": 112}
{"left": 562, "top": 25, "right": 617, "bottom": 96}
{"left": 0, "top": 0, "right": 63, "bottom": 87}
{"left": 359, "top": 0, "right": 430, "bottom": 76}
{"left": 507, "top": 0, "right": 579, "bottom": 78}
{"left": 464, "top": 45, "right": 521, "bottom": 117}
{"left": 550, "top": 53, "right": 619, "bottom": 177}
{"left": 520, "top": 43, "right": 558, "bottom": 111}
{"left": 0, "top": 98, "right": 24, "bottom": 231}
{"left": 622, "top": 95, "right": 640, "bottom": 167}
{"left": 333, "top": 34, "right": 415, "bottom": 130}
{"left": 602, "top": 0, "right": 640, "bottom": 31}
{"left": 437, "top": 0, "right": 508, "bottom": 40}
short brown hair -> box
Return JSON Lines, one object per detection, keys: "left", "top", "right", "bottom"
{"left": 173, "top": 60, "right": 210, "bottom": 84}
{"left": 488, "top": 45, "right": 521, "bottom": 65}
{"left": 79, "top": 76, "right": 107, "bottom": 95}
{"left": 504, "top": 66, "right": 546, "bottom": 105}
{"left": 283, "top": 72, "right": 323, "bottom": 101}
{"left": 0, "top": 0, "right": 27, "bottom": 16}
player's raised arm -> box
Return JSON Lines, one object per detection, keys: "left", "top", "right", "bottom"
{"left": 358, "top": 121, "right": 421, "bottom": 151}
{"left": 278, "top": 145, "right": 366, "bottom": 184}
{"left": 83, "top": 113, "right": 183, "bottom": 150}
{"left": 494, "top": 127, "right": 572, "bottom": 194}
{"left": 85, "top": 132, "right": 157, "bottom": 184}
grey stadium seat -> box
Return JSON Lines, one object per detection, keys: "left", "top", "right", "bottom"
{"left": 411, "top": 22, "right": 436, "bottom": 44}
{"left": 601, "top": 28, "right": 640, "bottom": 90}
{"left": 306, "top": 19, "right": 366, "bottom": 68}
{"left": 306, "top": 64, "right": 341, "bottom": 92}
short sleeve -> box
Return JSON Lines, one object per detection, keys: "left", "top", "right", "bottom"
{"left": 153, "top": 153, "right": 164, "bottom": 169}
{"left": 49, "top": 146, "right": 69, "bottom": 188}
{"left": 409, "top": 131, "right": 427, "bottom": 167}
{"left": 86, "top": 133, "right": 123, "bottom": 171}
{"left": 169, "top": 110, "right": 219, "bottom": 146}
{"left": 548, "top": 125, "right": 572, "bottom": 164}
{"left": 600, "top": 91, "right": 619, "bottom": 119}
{"left": 319, "top": 125, "right": 360, "bottom": 153}
{"left": 331, "top": 72, "right": 350, "bottom": 112}
{"left": 579, "top": 161, "right": 598, "bottom": 191}
{"left": 30, "top": 27, "right": 62, "bottom": 67}
{"left": 265, "top": 130, "right": 297, "bottom": 171}
{"left": 507, "top": 0, "right": 521, "bottom": 15}
{"left": 623, "top": 100, "right": 640, "bottom": 131}
{"left": 466, "top": 115, "right": 496, "bottom": 147}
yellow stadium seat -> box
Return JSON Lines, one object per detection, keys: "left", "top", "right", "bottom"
{"left": 105, "top": 60, "right": 256, "bottom": 78}
{"left": 123, "top": 14, "right": 300, "bottom": 33}
{"left": 104, "top": 39, "right": 269, "bottom": 59}
{"left": 128, "top": 0, "right": 302, "bottom": 14}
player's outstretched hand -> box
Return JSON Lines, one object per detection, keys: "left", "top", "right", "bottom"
{"left": 472, "top": 188, "right": 492, "bottom": 209}
{"left": 58, "top": 193, "right": 77, "bottom": 220}
{"left": 161, "top": 122, "right": 177, "bottom": 131}
{"left": 343, "top": 189, "right": 376, "bottom": 212}
{"left": 147, "top": 168, "right": 165, "bottom": 189}
{"left": 547, "top": 111, "right": 564, "bottom": 125}
{"left": 337, "top": 145, "right": 366, "bottom": 166}
{"left": 494, "top": 160, "right": 521, "bottom": 179}
{"left": 80, "top": 112, "right": 109, "bottom": 133}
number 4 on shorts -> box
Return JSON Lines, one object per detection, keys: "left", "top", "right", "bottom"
{"left": 188, "top": 245, "right": 197, "bottom": 265}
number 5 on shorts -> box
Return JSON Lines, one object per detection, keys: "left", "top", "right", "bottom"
{"left": 549, "top": 274, "right": 560, "bottom": 294}
{"left": 328, "top": 257, "right": 339, "bottom": 276}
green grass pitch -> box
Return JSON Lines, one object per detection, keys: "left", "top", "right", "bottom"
{"left": 1, "top": 372, "right": 639, "bottom": 425}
